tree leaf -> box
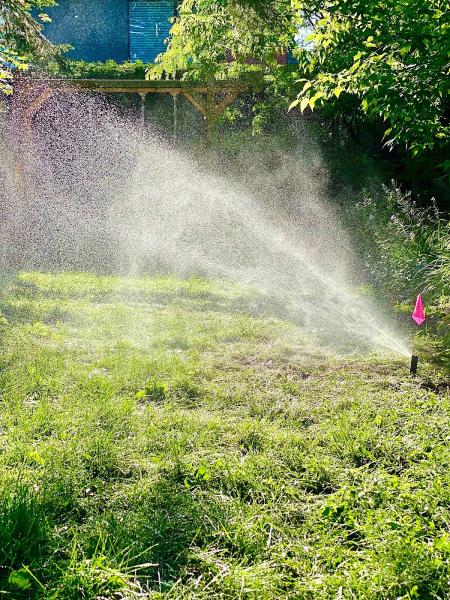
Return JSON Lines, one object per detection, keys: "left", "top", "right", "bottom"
{"left": 399, "top": 45, "right": 411, "bottom": 56}
{"left": 38, "top": 13, "right": 52, "bottom": 23}
{"left": 8, "top": 569, "right": 32, "bottom": 591}
{"left": 309, "top": 92, "right": 323, "bottom": 110}
{"left": 300, "top": 97, "right": 309, "bottom": 112}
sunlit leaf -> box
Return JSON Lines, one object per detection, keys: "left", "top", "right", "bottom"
{"left": 8, "top": 569, "right": 32, "bottom": 591}
{"left": 300, "top": 96, "right": 309, "bottom": 112}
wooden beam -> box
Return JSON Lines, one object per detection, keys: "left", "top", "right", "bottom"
{"left": 23, "top": 87, "right": 54, "bottom": 128}
{"left": 181, "top": 91, "right": 208, "bottom": 118}
{"left": 16, "top": 77, "right": 261, "bottom": 136}
{"left": 38, "top": 78, "right": 256, "bottom": 94}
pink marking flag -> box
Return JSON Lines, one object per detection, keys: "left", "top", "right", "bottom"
{"left": 412, "top": 293, "right": 426, "bottom": 325}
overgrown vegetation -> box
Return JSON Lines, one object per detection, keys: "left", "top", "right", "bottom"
{"left": 151, "top": 0, "right": 450, "bottom": 194}
{"left": 345, "top": 186, "right": 450, "bottom": 368}
{"left": 0, "top": 272, "right": 448, "bottom": 598}
{"left": 45, "top": 59, "right": 149, "bottom": 80}
{"left": 1, "top": 2, "right": 449, "bottom": 597}
{"left": 350, "top": 188, "right": 450, "bottom": 304}
{"left": 0, "top": 0, "right": 57, "bottom": 94}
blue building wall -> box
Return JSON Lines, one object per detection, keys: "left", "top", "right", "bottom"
{"left": 41, "top": 0, "right": 129, "bottom": 62}
{"left": 129, "top": 1, "right": 174, "bottom": 63}
{"left": 40, "top": 0, "right": 176, "bottom": 63}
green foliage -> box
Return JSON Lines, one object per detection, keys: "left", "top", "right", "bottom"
{"left": 149, "top": 0, "right": 299, "bottom": 81}
{"left": 154, "top": 0, "right": 450, "bottom": 170}
{"left": 50, "top": 538, "right": 135, "bottom": 599}
{"left": 343, "top": 183, "right": 449, "bottom": 366}
{"left": 347, "top": 185, "right": 450, "bottom": 305}
{"left": 0, "top": 0, "right": 57, "bottom": 94}
{"left": 8, "top": 568, "right": 33, "bottom": 591}
{"left": 292, "top": 0, "right": 450, "bottom": 160}
{"left": 48, "top": 59, "right": 149, "bottom": 80}
{"left": 0, "top": 272, "right": 448, "bottom": 596}
{"left": 136, "top": 379, "right": 168, "bottom": 402}
{"left": 0, "top": 482, "right": 49, "bottom": 570}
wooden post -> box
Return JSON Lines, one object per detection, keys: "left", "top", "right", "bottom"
{"left": 14, "top": 87, "right": 54, "bottom": 198}
{"left": 138, "top": 92, "right": 146, "bottom": 131}
{"left": 172, "top": 92, "right": 178, "bottom": 142}
{"left": 205, "top": 87, "right": 214, "bottom": 144}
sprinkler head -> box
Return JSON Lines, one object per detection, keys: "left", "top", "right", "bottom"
{"left": 410, "top": 355, "right": 419, "bottom": 376}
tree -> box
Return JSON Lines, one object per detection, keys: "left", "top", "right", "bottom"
{"left": 151, "top": 0, "right": 450, "bottom": 161}
{"left": 291, "top": 0, "right": 450, "bottom": 159}
{"left": 149, "top": 0, "right": 299, "bottom": 81}
{"left": 0, "top": 0, "right": 56, "bottom": 94}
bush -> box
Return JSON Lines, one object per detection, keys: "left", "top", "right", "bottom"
{"left": 44, "top": 59, "right": 149, "bottom": 80}
{"left": 346, "top": 184, "right": 450, "bottom": 308}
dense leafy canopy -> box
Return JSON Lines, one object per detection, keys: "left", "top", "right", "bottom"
{"left": 151, "top": 0, "right": 450, "bottom": 160}
{"left": 149, "top": 0, "right": 299, "bottom": 81}
{"left": 292, "top": 0, "right": 450, "bottom": 158}
{"left": 0, "top": 0, "right": 55, "bottom": 94}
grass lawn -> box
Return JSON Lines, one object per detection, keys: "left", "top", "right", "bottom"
{"left": 0, "top": 272, "right": 449, "bottom": 599}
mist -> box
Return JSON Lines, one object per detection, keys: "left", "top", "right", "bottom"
{"left": 1, "top": 94, "right": 410, "bottom": 356}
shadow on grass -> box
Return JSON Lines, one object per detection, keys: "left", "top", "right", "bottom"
{"left": 101, "top": 475, "right": 219, "bottom": 592}
{"left": 0, "top": 272, "right": 389, "bottom": 355}
{"left": 0, "top": 482, "right": 51, "bottom": 595}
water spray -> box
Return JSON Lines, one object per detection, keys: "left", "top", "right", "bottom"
{"left": 1, "top": 96, "right": 412, "bottom": 357}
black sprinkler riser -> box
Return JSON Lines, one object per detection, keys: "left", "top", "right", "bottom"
{"left": 410, "top": 355, "right": 419, "bottom": 376}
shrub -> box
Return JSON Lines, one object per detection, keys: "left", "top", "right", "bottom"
{"left": 346, "top": 184, "right": 449, "bottom": 307}
{"left": 45, "top": 59, "right": 149, "bottom": 80}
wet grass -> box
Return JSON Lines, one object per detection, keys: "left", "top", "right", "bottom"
{"left": 0, "top": 272, "right": 449, "bottom": 599}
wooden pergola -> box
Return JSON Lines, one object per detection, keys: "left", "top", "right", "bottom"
{"left": 15, "top": 77, "right": 262, "bottom": 139}
{"left": 11, "top": 76, "right": 262, "bottom": 195}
